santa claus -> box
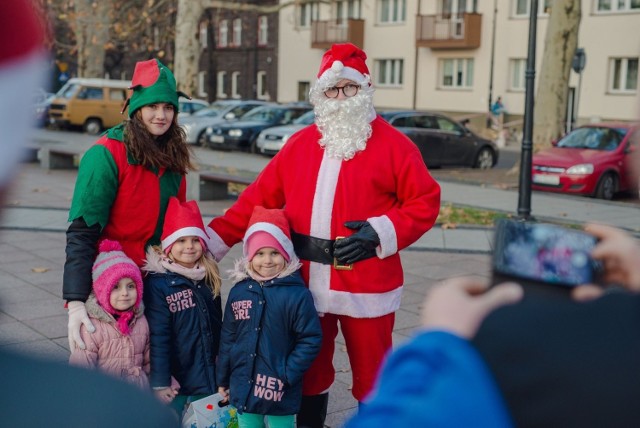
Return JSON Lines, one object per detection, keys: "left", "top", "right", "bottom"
{"left": 207, "top": 43, "right": 441, "bottom": 427}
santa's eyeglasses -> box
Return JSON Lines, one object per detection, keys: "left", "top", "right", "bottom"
{"left": 324, "top": 84, "right": 360, "bottom": 98}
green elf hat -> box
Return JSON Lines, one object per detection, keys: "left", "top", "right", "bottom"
{"left": 121, "top": 58, "right": 190, "bottom": 117}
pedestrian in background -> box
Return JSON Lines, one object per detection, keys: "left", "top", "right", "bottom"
{"left": 204, "top": 42, "right": 441, "bottom": 427}
{"left": 69, "top": 240, "right": 151, "bottom": 390}
{"left": 64, "top": 58, "right": 194, "bottom": 352}
{"left": 217, "top": 206, "right": 322, "bottom": 428}
{"left": 143, "top": 197, "right": 223, "bottom": 417}
{"left": 490, "top": 96, "right": 505, "bottom": 130}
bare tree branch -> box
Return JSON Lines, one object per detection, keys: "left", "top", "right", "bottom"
{"left": 203, "top": 0, "right": 330, "bottom": 13}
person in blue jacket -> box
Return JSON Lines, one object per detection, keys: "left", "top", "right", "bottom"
{"left": 143, "top": 197, "right": 223, "bottom": 417}
{"left": 217, "top": 206, "right": 322, "bottom": 428}
{"left": 345, "top": 277, "right": 523, "bottom": 428}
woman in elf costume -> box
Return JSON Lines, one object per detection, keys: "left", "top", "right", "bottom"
{"left": 63, "top": 59, "right": 195, "bottom": 352}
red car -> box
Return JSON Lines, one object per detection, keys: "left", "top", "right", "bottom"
{"left": 532, "top": 123, "right": 639, "bottom": 200}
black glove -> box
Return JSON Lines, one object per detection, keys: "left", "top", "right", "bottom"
{"left": 333, "top": 221, "right": 380, "bottom": 265}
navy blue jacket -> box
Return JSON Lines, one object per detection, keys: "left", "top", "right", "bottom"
{"left": 144, "top": 271, "right": 222, "bottom": 396}
{"left": 217, "top": 270, "right": 322, "bottom": 415}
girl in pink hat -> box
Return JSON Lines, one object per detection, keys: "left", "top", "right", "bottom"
{"left": 217, "top": 206, "right": 322, "bottom": 428}
{"left": 69, "top": 240, "right": 151, "bottom": 390}
{"left": 143, "top": 197, "right": 223, "bottom": 417}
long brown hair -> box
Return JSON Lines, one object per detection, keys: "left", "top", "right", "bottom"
{"left": 123, "top": 110, "right": 195, "bottom": 174}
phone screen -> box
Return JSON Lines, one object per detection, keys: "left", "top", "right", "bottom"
{"left": 493, "top": 220, "right": 601, "bottom": 287}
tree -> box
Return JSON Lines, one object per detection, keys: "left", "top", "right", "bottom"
{"left": 532, "top": 0, "right": 581, "bottom": 151}
{"left": 73, "top": 0, "right": 112, "bottom": 77}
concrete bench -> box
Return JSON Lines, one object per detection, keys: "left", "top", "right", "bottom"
{"left": 187, "top": 170, "right": 255, "bottom": 201}
{"left": 38, "top": 146, "right": 83, "bottom": 170}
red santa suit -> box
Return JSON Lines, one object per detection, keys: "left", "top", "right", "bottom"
{"left": 207, "top": 43, "right": 441, "bottom": 402}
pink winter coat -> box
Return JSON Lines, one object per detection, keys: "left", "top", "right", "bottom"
{"left": 69, "top": 293, "right": 150, "bottom": 390}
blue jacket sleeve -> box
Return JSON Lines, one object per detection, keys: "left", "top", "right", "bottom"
{"left": 216, "top": 295, "right": 237, "bottom": 388}
{"left": 345, "top": 331, "right": 514, "bottom": 428}
{"left": 143, "top": 276, "right": 173, "bottom": 388}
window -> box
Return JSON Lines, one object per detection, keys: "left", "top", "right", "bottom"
{"left": 375, "top": 59, "right": 404, "bottom": 86}
{"left": 609, "top": 57, "right": 638, "bottom": 93}
{"left": 232, "top": 18, "right": 242, "bottom": 47}
{"left": 509, "top": 58, "right": 526, "bottom": 91}
{"left": 217, "top": 71, "right": 227, "bottom": 98}
{"left": 298, "top": 81, "right": 310, "bottom": 102}
{"left": 197, "top": 71, "right": 208, "bottom": 98}
{"left": 199, "top": 22, "right": 208, "bottom": 49}
{"left": 109, "top": 89, "right": 126, "bottom": 101}
{"left": 218, "top": 20, "right": 228, "bottom": 48}
{"left": 440, "top": 58, "right": 474, "bottom": 89}
{"left": 336, "top": 0, "right": 361, "bottom": 21}
{"left": 231, "top": 71, "right": 241, "bottom": 99}
{"left": 257, "top": 71, "right": 269, "bottom": 100}
{"left": 77, "top": 87, "right": 103, "bottom": 100}
{"left": 378, "top": 0, "right": 406, "bottom": 24}
{"left": 513, "top": 0, "right": 551, "bottom": 16}
{"left": 298, "top": 2, "right": 320, "bottom": 27}
{"left": 258, "top": 16, "right": 268, "bottom": 45}
{"left": 597, "top": 0, "right": 640, "bottom": 12}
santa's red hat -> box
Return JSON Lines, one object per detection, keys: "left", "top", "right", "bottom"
{"left": 161, "top": 198, "right": 210, "bottom": 252}
{"left": 0, "top": 0, "right": 46, "bottom": 187}
{"left": 317, "top": 43, "right": 370, "bottom": 84}
{"left": 243, "top": 206, "right": 294, "bottom": 262}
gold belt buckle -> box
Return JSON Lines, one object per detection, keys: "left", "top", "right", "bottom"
{"left": 333, "top": 236, "right": 353, "bottom": 271}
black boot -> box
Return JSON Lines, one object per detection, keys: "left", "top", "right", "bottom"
{"left": 297, "top": 393, "right": 329, "bottom": 428}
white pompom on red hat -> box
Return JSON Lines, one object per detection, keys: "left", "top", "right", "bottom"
{"left": 243, "top": 206, "right": 294, "bottom": 262}
{"left": 317, "top": 43, "right": 370, "bottom": 84}
{"left": 161, "top": 197, "right": 210, "bottom": 252}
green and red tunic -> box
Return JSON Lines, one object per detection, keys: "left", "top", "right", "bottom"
{"left": 68, "top": 124, "right": 186, "bottom": 267}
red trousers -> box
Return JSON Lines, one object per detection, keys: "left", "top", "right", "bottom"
{"left": 302, "top": 312, "right": 395, "bottom": 401}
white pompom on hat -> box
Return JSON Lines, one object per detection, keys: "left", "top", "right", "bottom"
{"left": 316, "top": 43, "right": 370, "bottom": 84}
{"left": 243, "top": 206, "right": 294, "bottom": 262}
{"left": 161, "top": 197, "right": 210, "bottom": 252}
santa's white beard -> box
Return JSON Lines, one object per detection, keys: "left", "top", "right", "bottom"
{"left": 312, "top": 91, "right": 374, "bottom": 160}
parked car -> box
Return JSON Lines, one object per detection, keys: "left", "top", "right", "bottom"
{"left": 32, "top": 89, "right": 55, "bottom": 128}
{"left": 178, "top": 97, "right": 209, "bottom": 116}
{"left": 532, "top": 123, "right": 639, "bottom": 200}
{"left": 180, "top": 100, "right": 269, "bottom": 145}
{"left": 255, "top": 110, "right": 315, "bottom": 155}
{"left": 203, "top": 104, "right": 312, "bottom": 152}
{"left": 379, "top": 110, "right": 499, "bottom": 169}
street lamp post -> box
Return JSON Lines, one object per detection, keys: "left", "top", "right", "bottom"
{"left": 517, "top": 0, "right": 538, "bottom": 220}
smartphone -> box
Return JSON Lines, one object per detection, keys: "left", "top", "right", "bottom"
{"left": 492, "top": 219, "right": 602, "bottom": 288}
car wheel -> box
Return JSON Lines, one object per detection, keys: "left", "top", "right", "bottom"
{"left": 197, "top": 131, "right": 208, "bottom": 147}
{"left": 83, "top": 118, "right": 102, "bottom": 135}
{"left": 594, "top": 173, "right": 618, "bottom": 200}
{"left": 249, "top": 139, "right": 258, "bottom": 154}
{"left": 473, "top": 147, "right": 495, "bottom": 169}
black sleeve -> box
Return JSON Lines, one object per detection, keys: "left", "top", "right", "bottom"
{"left": 63, "top": 217, "right": 101, "bottom": 302}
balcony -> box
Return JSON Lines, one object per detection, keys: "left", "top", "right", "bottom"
{"left": 416, "top": 13, "right": 482, "bottom": 50}
{"left": 311, "top": 19, "right": 364, "bottom": 50}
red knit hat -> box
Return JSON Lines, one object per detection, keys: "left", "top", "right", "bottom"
{"left": 243, "top": 206, "right": 294, "bottom": 262}
{"left": 317, "top": 43, "right": 370, "bottom": 83}
{"left": 92, "top": 240, "right": 143, "bottom": 335}
{"left": 161, "top": 197, "right": 210, "bottom": 252}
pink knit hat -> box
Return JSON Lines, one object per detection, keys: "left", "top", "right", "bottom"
{"left": 243, "top": 206, "right": 293, "bottom": 262}
{"left": 317, "top": 43, "right": 370, "bottom": 83}
{"left": 92, "top": 240, "right": 143, "bottom": 335}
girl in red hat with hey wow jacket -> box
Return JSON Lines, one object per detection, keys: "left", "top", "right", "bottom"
{"left": 143, "top": 197, "right": 223, "bottom": 418}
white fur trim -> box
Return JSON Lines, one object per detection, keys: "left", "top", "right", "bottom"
{"left": 327, "top": 286, "right": 403, "bottom": 318}
{"left": 0, "top": 51, "right": 47, "bottom": 186}
{"left": 205, "top": 226, "right": 231, "bottom": 262}
{"left": 307, "top": 154, "right": 341, "bottom": 311}
{"left": 367, "top": 215, "right": 397, "bottom": 258}
{"left": 320, "top": 65, "right": 365, "bottom": 86}
{"left": 161, "top": 227, "right": 209, "bottom": 251}
{"left": 243, "top": 221, "right": 294, "bottom": 260}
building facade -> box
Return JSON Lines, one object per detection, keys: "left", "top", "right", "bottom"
{"left": 277, "top": 0, "right": 639, "bottom": 126}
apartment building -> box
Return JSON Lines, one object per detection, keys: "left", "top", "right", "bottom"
{"left": 277, "top": 0, "right": 639, "bottom": 126}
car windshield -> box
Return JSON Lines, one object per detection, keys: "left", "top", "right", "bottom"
{"left": 293, "top": 110, "right": 315, "bottom": 125}
{"left": 557, "top": 127, "right": 627, "bottom": 151}
{"left": 192, "top": 107, "right": 222, "bottom": 118}
{"left": 243, "top": 107, "right": 279, "bottom": 122}
{"left": 56, "top": 82, "right": 80, "bottom": 99}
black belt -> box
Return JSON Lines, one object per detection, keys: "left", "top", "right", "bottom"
{"left": 291, "top": 230, "right": 335, "bottom": 265}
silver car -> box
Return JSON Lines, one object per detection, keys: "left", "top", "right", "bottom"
{"left": 255, "top": 110, "right": 315, "bottom": 155}
{"left": 180, "top": 100, "right": 268, "bottom": 145}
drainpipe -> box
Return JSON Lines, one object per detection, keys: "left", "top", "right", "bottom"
{"left": 487, "top": 0, "right": 498, "bottom": 126}
{"left": 412, "top": 0, "right": 421, "bottom": 110}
